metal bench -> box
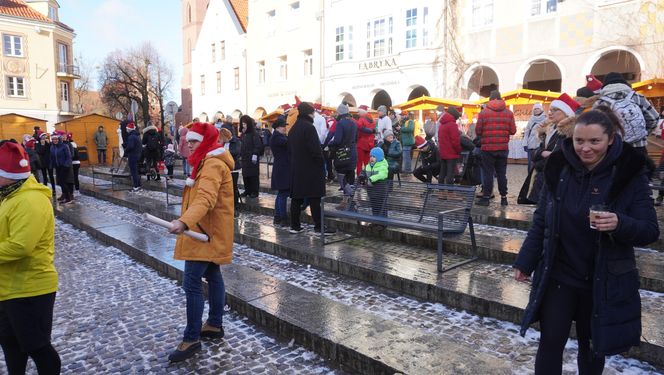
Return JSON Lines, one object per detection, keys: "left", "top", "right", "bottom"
{"left": 321, "top": 181, "right": 478, "bottom": 273}
{"left": 91, "top": 157, "right": 132, "bottom": 191}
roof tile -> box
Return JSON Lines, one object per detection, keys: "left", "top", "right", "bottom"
{"left": 0, "top": 0, "right": 51, "bottom": 23}
{"left": 228, "top": 0, "right": 248, "bottom": 32}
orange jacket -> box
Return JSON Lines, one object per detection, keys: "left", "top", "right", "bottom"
{"left": 175, "top": 148, "right": 235, "bottom": 264}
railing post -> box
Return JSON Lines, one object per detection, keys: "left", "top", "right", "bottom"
{"left": 437, "top": 211, "right": 444, "bottom": 272}
{"left": 320, "top": 197, "right": 325, "bottom": 244}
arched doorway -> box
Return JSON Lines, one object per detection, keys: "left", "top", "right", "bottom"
{"left": 253, "top": 107, "right": 267, "bottom": 120}
{"left": 338, "top": 92, "right": 357, "bottom": 107}
{"left": 371, "top": 89, "right": 392, "bottom": 109}
{"left": 522, "top": 59, "right": 562, "bottom": 92}
{"left": 467, "top": 66, "right": 499, "bottom": 98}
{"left": 408, "top": 85, "right": 430, "bottom": 100}
{"left": 590, "top": 49, "right": 641, "bottom": 84}
{"left": 231, "top": 109, "right": 242, "bottom": 121}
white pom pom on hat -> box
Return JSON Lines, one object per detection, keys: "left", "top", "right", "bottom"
{"left": 0, "top": 142, "right": 32, "bottom": 180}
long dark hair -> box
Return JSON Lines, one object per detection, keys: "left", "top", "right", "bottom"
{"left": 239, "top": 115, "right": 256, "bottom": 134}
{"left": 576, "top": 107, "right": 624, "bottom": 139}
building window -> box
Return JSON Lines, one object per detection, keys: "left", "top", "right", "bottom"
{"left": 423, "top": 7, "right": 429, "bottom": 47}
{"left": 290, "top": 2, "right": 300, "bottom": 11}
{"left": 472, "top": 0, "right": 494, "bottom": 27}
{"left": 200, "top": 75, "right": 205, "bottom": 95}
{"left": 234, "top": 68, "right": 240, "bottom": 90}
{"left": 60, "top": 81, "right": 69, "bottom": 106}
{"left": 279, "top": 56, "right": 288, "bottom": 80}
{"left": 220, "top": 40, "right": 225, "bottom": 60}
{"left": 366, "top": 18, "right": 392, "bottom": 58}
{"left": 58, "top": 43, "right": 69, "bottom": 72}
{"left": 335, "top": 26, "right": 344, "bottom": 61}
{"left": 530, "top": 0, "right": 557, "bottom": 16}
{"left": 211, "top": 43, "right": 216, "bottom": 62}
{"left": 267, "top": 10, "right": 276, "bottom": 36}
{"left": 348, "top": 25, "right": 354, "bottom": 59}
{"left": 216, "top": 71, "right": 221, "bottom": 93}
{"left": 7, "top": 76, "right": 25, "bottom": 97}
{"left": 187, "top": 3, "right": 192, "bottom": 23}
{"left": 3, "top": 34, "right": 23, "bottom": 57}
{"left": 48, "top": 5, "right": 57, "bottom": 20}
{"left": 405, "top": 8, "right": 417, "bottom": 48}
{"left": 304, "top": 49, "right": 313, "bottom": 76}
{"left": 258, "top": 61, "right": 265, "bottom": 84}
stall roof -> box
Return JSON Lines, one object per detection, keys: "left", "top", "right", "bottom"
{"left": 0, "top": 112, "right": 47, "bottom": 123}
{"left": 477, "top": 89, "right": 561, "bottom": 105}
{"left": 393, "top": 95, "right": 480, "bottom": 111}
{"left": 632, "top": 78, "right": 664, "bottom": 98}
{"left": 54, "top": 113, "right": 117, "bottom": 125}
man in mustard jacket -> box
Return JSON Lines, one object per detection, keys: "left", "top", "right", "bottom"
{"left": 168, "top": 123, "right": 234, "bottom": 362}
{"left": 0, "top": 140, "right": 60, "bottom": 374}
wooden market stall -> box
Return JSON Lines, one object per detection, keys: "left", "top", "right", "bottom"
{"left": 0, "top": 113, "right": 46, "bottom": 142}
{"left": 633, "top": 78, "right": 664, "bottom": 110}
{"left": 393, "top": 95, "right": 481, "bottom": 136}
{"left": 54, "top": 113, "right": 120, "bottom": 165}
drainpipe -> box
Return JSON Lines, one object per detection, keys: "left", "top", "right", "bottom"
{"left": 319, "top": 0, "right": 325, "bottom": 104}
{"left": 442, "top": 0, "right": 449, "bottom": 97}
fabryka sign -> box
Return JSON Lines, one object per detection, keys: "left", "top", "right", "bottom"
{"left": 358, "top": 57, "right": 398, "bottom": 71}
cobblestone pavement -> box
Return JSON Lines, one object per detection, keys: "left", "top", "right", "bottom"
{"left": 65, "top": 195, "right": 662, "bottom": 374}
{"left": 0, "top": 221, "right": 342, "bottom": 375}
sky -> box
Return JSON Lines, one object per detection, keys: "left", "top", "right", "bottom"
{"left": 57, "top": 0, "right": 183, "bottom": 103}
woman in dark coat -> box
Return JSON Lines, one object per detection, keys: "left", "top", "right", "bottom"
{"left": 513, "top": 109, "right": 659, "bottom": 375}
{"left": 239, "top": 115, "right": 262, "bottom": 198}
{"left": 49, "top": 132, "right": 74, "bottom": 203}
{"left": 269, "top": 117, "right": 290, "bottom": 226}
{"left": 288, "top": 102, "right": 333, "bottom": 235}
{"left": 36, "top": 133, "right": 55, "bottom": 190}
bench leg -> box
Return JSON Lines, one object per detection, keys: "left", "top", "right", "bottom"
{"left": 468, "top": 215, "right": 478, "bottom": 258}
{"left": 437, "top": 212, "right": 444, "bottom": 272}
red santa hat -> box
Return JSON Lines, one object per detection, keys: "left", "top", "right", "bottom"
{"left": 414, "top": 135, "right": 428, "bottom": 149}
{"left": 550, "top": 93, "right": 580, "bottom": 117}
{"left": 313, "top": 103, "right": 322, "bottom": 111}
{"left": 358, "top": 105, "right": 369, "bottom": 113}
{"left": 126, "top": 122, "right": 136, "bottom": 132}
{"left": 0, "top": 141, "right": 31, "bottom": 180}
{"left": 585, "top": 74, "right": 603, "bottom": 93}
{"left": 51, "top": 130, "right": 66, "bottom": 139}
{"left": 185, "top": 122, "right": 223, "bottom": 187}
{"left": 281, "top": 103, "right": 292, "bottom": 111}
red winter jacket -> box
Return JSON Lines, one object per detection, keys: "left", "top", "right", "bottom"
{"left": 356, "top": 115, "right": 376, "bottom": 151}
{"left": 437, "top": 112, "right": 462, "bottom": 160}
{"left": 475, "top": 99, "right": 516, "bottom": 151}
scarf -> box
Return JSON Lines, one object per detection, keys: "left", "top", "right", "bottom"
{"left": 186, "top": 123, "right": 223, "bottom": 187}
{"left": 0, "top": 179, "right": 26, "bottom": 201}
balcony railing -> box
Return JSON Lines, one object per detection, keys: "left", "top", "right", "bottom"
{"left": 57, "top": 64, "right": 80, "bottom": 77}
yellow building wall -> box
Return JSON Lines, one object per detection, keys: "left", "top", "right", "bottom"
{"left": 54, "top": 115, "right": 119, "bottom": 165}
{"left": 0, "top": 114, "right": 46, "bottom": 142}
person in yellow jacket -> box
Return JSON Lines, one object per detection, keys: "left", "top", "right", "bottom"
{"left": 0, "top": 140, "right": 60, "bottom": 374}
{"left": 167, "top": 123, "right": 235, "bottom": 363}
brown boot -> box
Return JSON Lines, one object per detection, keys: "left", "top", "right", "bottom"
{"left": 168, "top": 341, "right": 201, "bottom": 362}
{"left": 200, "top": 322, "right": 224, "bottom": 339}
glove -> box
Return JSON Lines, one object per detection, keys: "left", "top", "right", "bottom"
{"left": 252, "top": 154, "right": 258, "bottom": 164}
{"left": 523, "top": 146, "right": 528, "bottom": 152}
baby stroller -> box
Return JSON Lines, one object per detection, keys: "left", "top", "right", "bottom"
{"left": 139, "top": 147, "right": 159, "bottom": 181}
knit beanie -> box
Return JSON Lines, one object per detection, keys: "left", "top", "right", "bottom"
{"left": 337, "top": 103, "right": 349, "bottom": 115}
{"left": 576, "top": 86, "right": 595, "bottom": 99}
{"left": 377, "top": 105, "right": 387, "bottom": 114}
{"left": 298, "top": 102, "right": 315, "bottom": 118}
{"left": 489, "top": 90, "right": 502, "bottom": 100}
{"left": 383, "top": 129, "right": 394, "bottom": 139}
{"left": 602, "top": 72, "right": 628, "bottom": 87}
{"left": 369, "top": 147, "right": 384, "bottom": 162}
{"left": 446, "top": 107, "right": 461, "bottom": 120}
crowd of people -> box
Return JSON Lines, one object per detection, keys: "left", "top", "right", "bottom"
{"left": 2, "top": 70, "right": 663, "bottom": 373}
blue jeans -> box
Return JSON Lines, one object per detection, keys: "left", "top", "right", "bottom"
{"left": 128, "top": 156, "right": 140, "bottom": 188}
{"left": 183, "top": 261, "right": 225, "bottom": 342}
{"left": 480, "top": 150, "right": 508, "bottom": 198}
{"left": 275, "top": 189, "right": 289, "bottom": 219}
{"left": 97, "top": 149, "right": 106, "bottom": 164}
{"left": 182, "top": 159, "right": 191, "bottom": 176}
{"left": 402, "top": 146, "right": 412, "bottom": 173}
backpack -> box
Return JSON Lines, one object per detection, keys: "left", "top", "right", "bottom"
{"left": 601, "top": 91, "right": 647, "bottom": 144}
{"left": 145, "top": 132, "right": 160, "bottom": 152}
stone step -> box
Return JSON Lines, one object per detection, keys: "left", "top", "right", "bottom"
{"left": 72, "top": 182, "right": 664, "bottom": 368}
{"left": 54, "top": 203, "right": 512, "bottom": 374}
{"left": 78, "top": 167, "right": 664, "bottom": 253}
{"left": 77, "top": 181, "right": 664, "bottom": 295}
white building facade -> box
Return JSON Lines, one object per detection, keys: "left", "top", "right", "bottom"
{"left": 191, "top": 0, "right": 247, "bottom": 122}
{"left": 188, "top": 0, "right": 663, "bottom": 118}
{"left": 245, "top": 0, "right": 323, "bottom": 118}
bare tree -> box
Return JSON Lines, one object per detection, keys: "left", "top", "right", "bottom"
{"left": 98, "top": 42, "right": 173, "bottom": 128}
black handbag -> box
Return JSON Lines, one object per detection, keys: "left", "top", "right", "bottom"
{"left": 334, "top": 145, "right": 352, "bottom": 168}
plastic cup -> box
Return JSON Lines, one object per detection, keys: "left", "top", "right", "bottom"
{"left": 589, "top": 204, "right": 609, "bottom": 229}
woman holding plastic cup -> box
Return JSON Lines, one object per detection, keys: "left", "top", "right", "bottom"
{"left": 513, "top": 107, "right": 659, "bottom": 375}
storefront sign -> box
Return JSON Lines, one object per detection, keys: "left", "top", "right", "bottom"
{"left": 358, "top": 57, "right": 398, "bottom": 71}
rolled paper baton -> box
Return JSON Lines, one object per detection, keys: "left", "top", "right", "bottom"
{"left": 142, "top": 213, "right": 209, "bottom": 242}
